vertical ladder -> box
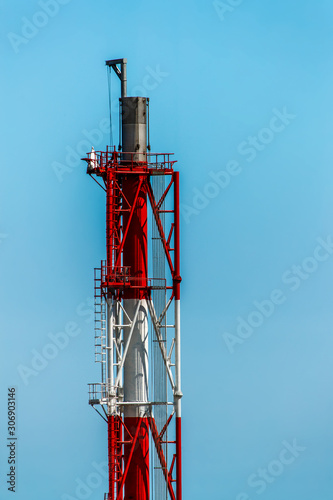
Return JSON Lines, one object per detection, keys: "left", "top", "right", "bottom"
{"left": 94, "top": 267, "right": 106, "bottom": 384}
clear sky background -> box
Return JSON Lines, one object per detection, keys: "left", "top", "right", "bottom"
{"left": 1, "top": 0, "right": 333, "bottom": 499}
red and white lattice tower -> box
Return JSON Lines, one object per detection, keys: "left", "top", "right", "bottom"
{"left": 83, "top": 59, "right": 182, "bottom": 500}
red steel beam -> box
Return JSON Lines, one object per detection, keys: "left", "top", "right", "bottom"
{"left": 116, "top": 419, "right": 143, "bottom": 500}
{"left": 147, "top": 180, "right": 174, "bottom": 275}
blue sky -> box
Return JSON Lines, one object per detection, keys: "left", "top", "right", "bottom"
{"left": 1, "top": 0, "right": 333, "bottom": 499}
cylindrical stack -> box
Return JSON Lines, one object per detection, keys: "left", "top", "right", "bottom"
{"left": 86, "top": 64, "right": 182, "bottom": 500}
{"left": 122, "top": 96, "right": 149, "bottom": 500}
{"left": 121, "top": 97, "right": 147, "bottom": 161}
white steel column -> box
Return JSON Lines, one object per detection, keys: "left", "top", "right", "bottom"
{"left": 123, "top": 299, "right": 149, "bottom": 417}
{"left": 174, "top": 299, "right": 182, "bottom": 415}
{"left": 107, "top": 299, "right": 116, "bottom": 416}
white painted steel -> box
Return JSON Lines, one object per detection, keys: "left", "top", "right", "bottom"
{"left": 114, "top": 300, "right": 141, "bottom": 387}
{"left": 107, "top": 300, "right": 114, "bottom": 387}
{"left": 123, "top": 299, "right": 149, "bottom": 418}
{"left": 107, "top": 299, "right": 117, "bottom": 415}
{"left": 175, "top": 299, "right": 182, "bottom": 417}
{"left": 147, "top": 299, "right": 175, "bottom": 391}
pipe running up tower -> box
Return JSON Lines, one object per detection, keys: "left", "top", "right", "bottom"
{"left": 84, "top": 58, "right": 182, "bottom": 500}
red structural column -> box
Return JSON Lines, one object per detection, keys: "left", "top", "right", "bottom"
{"left": 122, "top": 173, "right": 149, "bottom": 500}
{"left": 174, "top": 172, "right": 180, "bottom": 298}
{"left": 108, "top": 415, "right": 123, "bottom": 500}
{"left": 174, "top": 171, "right": 182, "bottom": 500}
{"left": 122, "top": 418, "right": 149, "bottom": 500}
{"left": 122, "top": 174, "right": 148, "bottom": 293}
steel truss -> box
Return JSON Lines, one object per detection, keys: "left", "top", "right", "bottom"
{"left": 85, "top": 147, "right": 182, "bottom": 500}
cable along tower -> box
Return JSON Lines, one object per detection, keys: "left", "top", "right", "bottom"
{"left": 83, "top": 58, "right": 182, "bottom": 500}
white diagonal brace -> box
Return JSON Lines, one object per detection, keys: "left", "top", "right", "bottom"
{"left": 168, "top": 338, "right": 175, "bottom": 361}
{"left": 147, "top": 299, "right": 175, "bottom": 391}
{"left": 158, "top": 294, "right": 174, "bottom": 326}
{"left": 114, "top": 300, "right": 141, "bottom": 388}
{"left": 118, "top": 300, "right": 132, "bottom": 324}
{"left": 113, "top": 337, "right": 122, "bottom": 360}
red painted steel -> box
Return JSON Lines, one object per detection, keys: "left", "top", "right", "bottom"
{"left": 174, "top": 172, "right": 182, "bottom": 500}
{"left": 122, "top": 418, "right": 149, "bottom": 500}
{"left": 148, "top": 417, "right": 176, "bottom": 500}
{"left": 122, "top": 175, "right": 148, "bottom": 299}
{"left": 176, "top": 417, "right": 182, "bottom": 500}
{"left": 85, "top": 147, "right": 182, "bottom": 500}
{"left": 108, "top": 415, "right": 123, "bottom": 500}
{"left": 122, "top": 171, "right": 149, "bottom": 497}
{"left": 173, "top": 172, "right": 181, "bottom": 301}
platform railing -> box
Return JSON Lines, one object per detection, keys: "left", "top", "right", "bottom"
{"left": 83, "top": 146, "right": 176, "bottom": 172}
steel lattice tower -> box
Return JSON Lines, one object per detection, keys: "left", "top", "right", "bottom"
{"left": 83, "top": 58, "right": 182, "bottom": 500}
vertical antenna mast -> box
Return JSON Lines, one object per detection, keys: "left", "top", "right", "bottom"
{"left": 106, "top": 58, "right": 127, "bottom": 98}
{"left": 84, "top": 58, "right": 182, "bottom": 500}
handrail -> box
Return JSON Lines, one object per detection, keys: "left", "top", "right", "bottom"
{"left": 82, "top": 146, "right": 177, "bottom": 173}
